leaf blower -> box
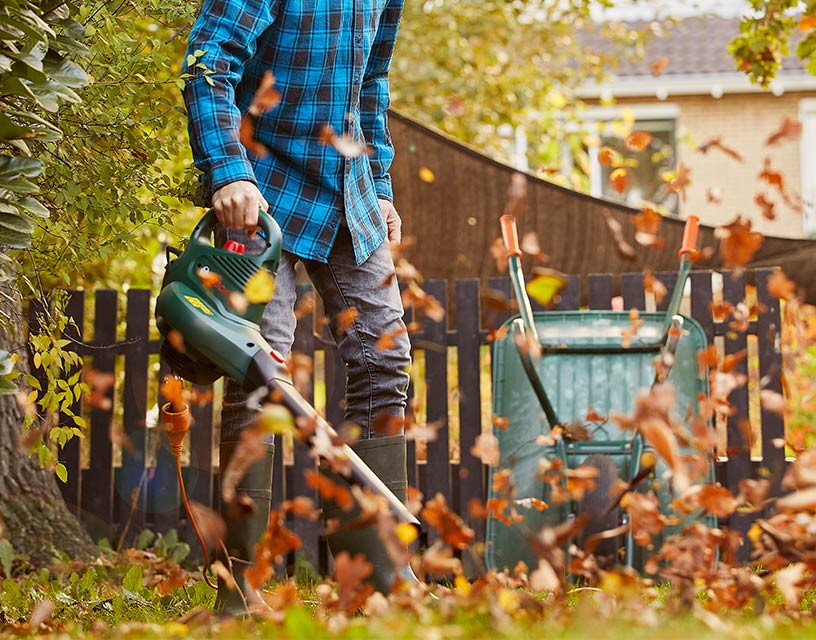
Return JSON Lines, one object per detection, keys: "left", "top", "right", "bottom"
{"left": 154, "top": 210, "right": 420, "bottom": 544}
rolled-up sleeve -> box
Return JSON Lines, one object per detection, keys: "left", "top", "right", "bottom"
{"left": 182, "top": 0, "right": 277, "bottom": 196}
{"left": 359, "top": 0, "right": 403, "bottom": 202}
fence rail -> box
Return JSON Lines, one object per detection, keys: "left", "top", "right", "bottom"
{"left": 27, "top": 268, "right": 785, "bottom": 568}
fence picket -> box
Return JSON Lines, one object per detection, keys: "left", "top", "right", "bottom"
{"left": 754, "top": 268, "right": 786, "bottom": 501}
{"left": 116, "top": 289, "right": 150, "bottom": 536}
{"left": 290, "top": 285, "right": 320, "bottom": 570}
{"left": 721, "top": 272, "right": 753, "bottom": 554}
{"left": 423, "top": 280, "right": 450, "bottom": 532}
{"left": 83, "top": 290, "right": 117, "bottom": 541}
{"left": 588, "top": 274, "right": 612, "bottom": 310}
{"left": 621, "top": 273, "right": 645, "bottom": 310}
{"left": 455, "top": 280, "right": 484, "bottom": 532}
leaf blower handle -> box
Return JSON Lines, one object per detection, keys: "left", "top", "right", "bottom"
{"left": 678, "top": 214, "right": 700, "bottom": 260}
{"left": 500, "top": 214, "right": 523, "bottom": 257}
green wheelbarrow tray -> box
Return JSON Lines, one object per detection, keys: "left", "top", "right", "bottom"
{"left": 485, "top": 310, "right": 716, "bottom": 573}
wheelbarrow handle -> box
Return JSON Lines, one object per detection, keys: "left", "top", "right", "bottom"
{"left": 678, "top": 214, "right": 700, "bottom": 260}
{"left": 660, "top": 214, "right": 700, "bottom": 341}
{"left": 499, "top": 214, "right": 523, "bottom": 257}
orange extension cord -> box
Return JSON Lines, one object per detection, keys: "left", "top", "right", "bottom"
{"left": 161, "top": 400, "right": 218, "bottom": 590}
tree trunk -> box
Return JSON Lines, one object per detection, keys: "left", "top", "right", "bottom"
{"left": 0, "top": 277, "right": 96, "bottom": 566}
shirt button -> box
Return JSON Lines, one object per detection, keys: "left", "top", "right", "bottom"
{"left": 354, "top": 33, "right": 363, "bottom": 44}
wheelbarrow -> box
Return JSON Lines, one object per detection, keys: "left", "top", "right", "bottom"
{"left": 485, "top": 214, "right": 716, "bottom": 572}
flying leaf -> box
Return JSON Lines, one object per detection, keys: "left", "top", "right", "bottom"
{"left": 332, "top": 551, "right": 375, "bottom": 613}
{"left": 610, "top": 167, "right": 629, "bottom": 195}
{"left": 697, "top": 137, "right": 743, "bottom": 162}
{"left": 318, "top": 123, "right": 366, "bottom": 158}
{"left": 800, "top": 15, "right": 816, "bottom": 31}
{"left": 245, "top": 510, "right": 302, "bottom": 589}
{"left": 244, "top": 267, "right": 276, "bottom": 304}
{"left": 661, "top": 164, "right": 692, "bottom": 202}
{"left": 765, "top": 116, "right": 801, "bottom": 146}
{"left": 625, "top": 130, "right": 653, "bottom": 152}
{"left": 715, "top": 216, "right": 764, "bottom": 269}
{"left": 643, "top": 269, "right": 668, "bottom": 305}
{"left": 248, "top": 71, "right": 280, "bottom": 116}
{"left": 422, "top": 541, "right": 463, "bottom": 576}
{"left": 502, "top": 173, "right": 528, "bottom": 218}
{"left": 304, "top": 470, "right": 355, "bottom": 511}
{"left": 188, "top": 501, "right": 226, "bottom": 549}
{"left": 239, "top": 115, "right": 269, "bottom": 158}
{"left": 470, "top": 433, "right": 501, "bottom": 466}
{"left": 766, "top": 268, "right": 797, "bottom": 301}
{"left": 601, "top": 211, "right": 636, "bottom": 261}
{"left": 395, "top": 522, "right": 418, "bottom": 545}
{"left": 525, "top": 269, "right": 566, "bottom": 306}
{"left": 633, "top": 207, "right": 665, "bottom": 248}
{"left": 418, "top": 167, "right": 435, "bottom": 183}
{"left": 336, "top": 307, "right": 358, "bottom": 334}
{"left": 421, "top": 493, "right": 475, "bottom": 550}
{"left": 598, "top": 146, "right": 618, "bottom": 167}
{"left": 755, "top": 193, "right": 776, "bottom": 221}
{"left": 650, "top": 56, "right": 669, "bottom": 76}
{"left": 759, "top": 156, "right": 784, "bottom": 191}
{"left": 196, "top": 267, "right": 221, "bottom": 288}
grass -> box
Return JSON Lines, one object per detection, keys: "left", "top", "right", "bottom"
{"left": 5, "top": 548, "right": 816, "bottom": 640}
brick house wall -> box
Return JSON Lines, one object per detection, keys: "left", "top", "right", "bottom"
{"left": 615, "top": 91, "right": 816, "bottom": 237}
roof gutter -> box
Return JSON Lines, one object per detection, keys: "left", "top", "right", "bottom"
{"left": 577, "top": 72, "right": 816, "bottom": 100}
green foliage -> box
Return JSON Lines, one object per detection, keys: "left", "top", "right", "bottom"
{"left": 0, "top": 0, "right": 88, "bottom": 254}
{"left": 0, "top": 562, "right": 213, "bottom": 628}
{"left": 0, "top": 538, "right": 25, "bottom": 578}
{"left": 133, "top": 529, "right": 191, "bottom": 565}
{"left": 729, "top": 0, "right": 816, "bottom": 87}
{"left": 25, "top": 0, "right": 200, "bottom": 290}
{"left": 391, "top": 0, "right": 640, "bottom": 168}
{"left": 22, "top": 295, "right": 88, "bottom": 472}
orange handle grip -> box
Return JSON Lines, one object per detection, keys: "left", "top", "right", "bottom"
{"left": 500, "top": 214, "right": 522, "bottom": 257}
{"left": 678, "top": 214, "right": 700, "bottom": 259}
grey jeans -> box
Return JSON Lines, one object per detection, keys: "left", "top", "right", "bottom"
{"left": 218, "top": 223, "right": 411, "bottom": 444}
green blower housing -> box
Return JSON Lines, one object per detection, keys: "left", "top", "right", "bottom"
{"left": 156, "top": 209, "right": 283, "bottom": 387}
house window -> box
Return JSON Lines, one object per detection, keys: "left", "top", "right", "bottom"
{"left": 800, "top": 99, "right": 816, "bottom": 236}
{"left": 584, "top": 105, "right": 680, "bottom": 215}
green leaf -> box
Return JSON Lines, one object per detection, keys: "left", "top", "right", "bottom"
{"left": 122, "top": 564, "right": 144, "bottom": 593}
{"left": 0, "top": 379, "right": 17, "bottom": 395}
{"left": 0, "top": 226, "right": 32, "bottom": 248}
{"left": 0, "top": 212, "right": 34, "bottom": 235}
{"left": 55, "top": 462, "right": 67, "bottom": 483}
{"left": 42, "top": 57, "right": 88, "bottom": 89}
{"left": 134, "top": 529, "right": 155, "bottom": 551}
{"left": 16, "top": 196, "right": 49, "bottom": 218}
{"left": 5, "top": 50, "right": 44, "bottom": 73}
{"left": 0, "top": 155, "right": 42, "bottom": 180}
{"left": 0, "top": 539, "right": 15, "bottom": 578}
{"left": 0, "top": 112, "right": 33, "bottom": 140}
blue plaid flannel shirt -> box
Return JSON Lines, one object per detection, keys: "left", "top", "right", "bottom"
{"left": 182, "top": 0, "right": 404, "bottom": 264}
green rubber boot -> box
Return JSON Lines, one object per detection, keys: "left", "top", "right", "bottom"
{"left": 322, "top": 434, "right": 422, "bottom": 594}
{"left": 214, "top": 440, "right": 275, "bottom": 616}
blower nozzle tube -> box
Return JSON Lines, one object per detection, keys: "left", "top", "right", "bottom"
{"left": 244, "top": 350, "right": 421, "bottom": 530}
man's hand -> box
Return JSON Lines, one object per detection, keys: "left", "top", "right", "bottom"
{"left": 212, "top": 180, "right": 269, "bottom": 230}
{"left": 379, "top": 198, "right": 401, "bottom": 245}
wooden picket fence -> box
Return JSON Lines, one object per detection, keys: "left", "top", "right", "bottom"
{"left": 28, "top": 268, "right": 785, "bottom": 569}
